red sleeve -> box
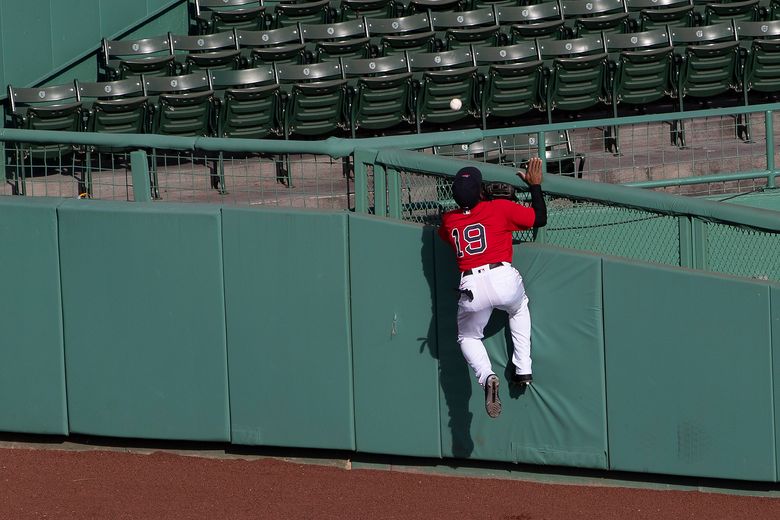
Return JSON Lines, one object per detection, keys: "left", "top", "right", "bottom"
{"left": 497, "top": 200, "right": 535, "bottom": 230}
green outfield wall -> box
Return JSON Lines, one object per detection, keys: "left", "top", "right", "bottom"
{"left": 0, "top": 197, "right": 778, "bottom": 482}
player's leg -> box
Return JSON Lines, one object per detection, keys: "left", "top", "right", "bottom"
{"left": 457, "top": 305, "right": 495, "bottom": 387}
{"left": 492, "top": 266, "right": 533, "bottom": 380}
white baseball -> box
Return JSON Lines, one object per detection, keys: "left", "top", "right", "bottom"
{"left": 449, "top": 98, "right": 462, "bottom": 111}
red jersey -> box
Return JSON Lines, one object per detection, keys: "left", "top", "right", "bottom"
{"left": 438, "top": 199, "right": 536, "bottom": 271}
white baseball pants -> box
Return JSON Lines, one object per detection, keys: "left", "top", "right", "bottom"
{"left": 456, "top": 262, "right": 532, "bottom": 387}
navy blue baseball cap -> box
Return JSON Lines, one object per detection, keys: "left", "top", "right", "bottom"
{"left": 452, "top": 166, "right": 482, "bottom": 210}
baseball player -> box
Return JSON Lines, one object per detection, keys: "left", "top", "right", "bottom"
{"left": 437, "top": 158, "right": 547, "bottom": 419}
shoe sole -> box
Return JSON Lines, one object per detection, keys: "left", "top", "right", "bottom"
{"left": 485, "top": 375, "right": 501, "bottom": 418}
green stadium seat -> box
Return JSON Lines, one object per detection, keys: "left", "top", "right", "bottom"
{"left": 301, "top": 19, "right": 372, "bottom": 61}
{"left": 431, "top": 8, "right": 503, "bottom": 50}
{"left": 5, "top": 82, "right": 83, "bottom": 195}
{"left": 501, "top": 131, "right": 585, "bottom": 177}
{"left": 495, "top": 2, "right": 568, "bottom": 45}
{"left": 604, "top": 29, "right": 675, "bottom": 153}
{"left": 433, "top": 136, "right": 506, "bottom": 163}
{"left": 539, "top": 35, "right": 610, "bottom": 123}
{"left": 100, "top": 36, "right": 176, "bottom": 81}
{"left": 405, "top": 0, "right": 466, "bottom": 15}
{"left": 170, "top": 31, "right": 242, "bottom": 73}
{"left": 704, "top": 0, "right": 761, "bottom": 25}
{"left": 209, "top": 67, "right": 284, "bottom": 190}
{"left": 735, "top": 20, "right": 780, "bottom": 139}
{"left": 236, "top": 26, "right": 307, "bottom": 66}
{"left": 272, "top": 0, "right": 332, "bottom": 28}
{"left": 339, "top": 0, "right": 402, "bottom": 21}
{"left": 194, "top": 0, "right": 267, "bottom": 34}
{"left": 561, "top": 0, "right": 632, "bottom": 37}
{"left": 76, "top": 77, "right": 149, "bottom": 196}
{"left": 144, "top": 73, "right": 216, "bottom": 197}
{"left": 407, "top": 48, "right": 480, "bottom": 132}
{"left": 366, "top": 13, "right": 438, "bottom": 55}
{"left": 626, "top": 0, "right": 696, "bottom": 32}
{"left": 473, "top": 0, "right": 523, "bottom": 9}
{"left": 473, "top": 43, "right": 545, "bottom": 129}
{"left": 341, "top": 54, "right": 415, "bottom": 136}
{"left": 670, "top": 23, "right": 742, "bottom": 145}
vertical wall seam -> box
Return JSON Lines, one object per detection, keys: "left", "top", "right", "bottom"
{"left": 54, "top": 201, "right": 71, "bottom": 435}
{"left": 219, "top": 208, "right": 232, "bottom": 443}
{"left": 601, "top": 257, "right": 611, "bottom": 469}
{"left": 345, "top": 213, "right": 358, "bottom": 452}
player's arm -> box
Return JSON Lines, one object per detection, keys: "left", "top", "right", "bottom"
{"left": 517, "top": 157, "right": 547, "bottom": 228}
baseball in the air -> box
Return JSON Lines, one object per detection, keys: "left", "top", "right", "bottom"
{"left": 449, "top": 98, "right": 462, "bottom": 110}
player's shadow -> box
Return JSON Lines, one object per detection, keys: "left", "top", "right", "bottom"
{"left": 420, "top": 228, "right": 475, "bottom": 459}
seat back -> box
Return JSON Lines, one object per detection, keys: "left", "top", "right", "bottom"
{"left": 475, "top": 43, "right": 544, "bottom": 127}
{"left": 76, "top": 77, "right": 148, "bottom": 134}
{"left": 170, "top": 31, "right": 241, "bottom": 72}
{"left": 539, "top": 36, "right": 610, "bottom": 119}
{"left": 274, "top": 61, "right": 349, "bottom": 137}
{"left": 194, "top": 0, "right": 266, "bottom": 34}
{"left": 434, "top": 137, "right": 506, "bottom": 163}
{"left": 273, "top": 0, "right": 331, "bottom": 28}
{"left": 431, "top": 8, "right": 501, "bottom": 49}
{"left": 671, "top": 23, "right": 741, "bottom": 99}
{"left": 405, "top": 0, "right": 465, "bottom": 15}
{"left": 342, "top": 55, "right": 414, "bottom": 135}
{"left": 561, "top": 0, "right": 631, "bottom": 36}
{"left": 144, "top": 73, "right": 215, "bottom": 136}
{"left": 339, "top": 0, "right": 399, "bottom": 20}
{"left": 236, "top": 26, "right": 307, "bottom": 66}
{"left": 502, "top": 131, "right": 584, "bottom": 177}
{"left": 605, "top": 29, "right": 675, "bottom": 108}
{"left": 101, "top": 36, "right": 175, "bottom": 80}
{"left": 736, "top": 20, "right": 780, "bottom": 95}
{"left": 366, "top": 13, "right": 437, "bottom": 54}
{"left": 704, "top": 0, "right": 760, "bottom": 25}
{"left": 496, "top": 3, "right": 567, "bottom": 44}
{"left": 301, "top": 19, "right": 372, "bottom": 61}
{"left": 408, "top": 48, "right": 480, "bottom": 130}
{"left": 209, "top": 67, "right": 281, "bottom": 138}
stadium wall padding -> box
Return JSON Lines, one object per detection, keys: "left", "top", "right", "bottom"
{"left": 57, "top": 200, "right": 230, "bottom": 441}
{"left": 603, "top": 260, "right": 776, "bottom": 481}
{"left": 1, "top": 197, "right": 779, "bottom": 482}
{"left": 0, "top": 198, "right": 68, "bottom": 435}
{"left": 348, "top": 214, "right": 441, "bottom": 458}
{"left": 222, "top": 208, "right": 355, "bottom": 450}
{"left": 0, "top": 0, "right": 187, "bottom": 91}
{"left": 435, "top": 241, "right": 608, "bottom": 468}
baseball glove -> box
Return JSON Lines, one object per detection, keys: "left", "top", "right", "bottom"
{"left": 484, "top": 182, "right": 517, "bottom": 201}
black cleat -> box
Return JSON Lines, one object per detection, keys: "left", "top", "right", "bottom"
{"left": 485, "top": 374, "right": 501, "bottom": 418}
{"left": 511, "top": 373, "right": 533, "bottom": 388}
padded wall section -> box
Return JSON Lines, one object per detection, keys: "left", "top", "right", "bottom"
{"left": 223, "top": 208, "right": 354, "bottom": 450}
{"left": 773, "top": 285, "right": 780, "bottom": 482}
{"left": 58, "top": 200, "right": 229, "bottom": 441}
{"left": 0, "top": 198, "right": 68, "bottom": 435}
{"left": 436, "top": 242, "right": 607, "bottom": 468}
{"left": 604, "top": 260, "right": 775, "bottom": 481}
{"left": 0, "top": 0, "right": 184, "bottom": 90}
{"left": 349, "top": 215, "right": 441, "bottom": 457}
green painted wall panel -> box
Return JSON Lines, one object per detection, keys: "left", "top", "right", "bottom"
{"left": 99, "top": 0, "right": 148, "bottom": 38}
{"left": 773, "top": 285, "right": 780, "bottom": 482}
{"left": 58, "top": 200, "right": 230, "bottom": 441}
{"left": 604, "top": 260, "right": 775, "bottom": 481}
{"left": 349, "top": 215, "right": 441, "bottom": 458}
{"left": 223, "top": 208, "right": 355, "bottom": 450}
{"left": 436, "top": 242, "right": 608, "bottom": 468}
{"left": 1, "top": 0, "right": 54, "bottom": 87}
{"left": 0, "top": 198, "right": 68, "bottom": 435}
{"left": 51, "top": 1, "right": 100, "bottom": 64}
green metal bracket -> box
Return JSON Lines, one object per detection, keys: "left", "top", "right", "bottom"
{"left": 387, "top": 167, "right": 401, "bottom": 220}
{"left": 678, "top": 216, "right": 694, "bottom": 268}
{"left": 130, "top": 150, "right": 152, "bottom": 203}
{"left": 691, "top": 218, "right": 708, "bottom": 271}
{"left": 353, "top": 149, "right": 377, "bottom": 214}
{"left": 374, "top": 163, "right": 387, "bottom": 217}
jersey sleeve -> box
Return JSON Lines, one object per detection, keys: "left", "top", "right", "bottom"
{"left": 498, "top": 199, "right": 536, "bottom": 230}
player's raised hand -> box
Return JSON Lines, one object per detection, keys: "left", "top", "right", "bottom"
{"left": 517, "top": 157, "right": 543, "bottom": 186}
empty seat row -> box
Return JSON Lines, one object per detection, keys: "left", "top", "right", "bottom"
{"left": 12, "top": 20, "right": 778, "bottom": 146}
{"left": 191, "top": 0, "right": 780, "bottom": 34}
{"left": 104, "top": 0, "right": 780, "bottom": 81}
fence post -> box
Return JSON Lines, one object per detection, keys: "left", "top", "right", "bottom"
{"left": 374, "top": 162, "right": 387, "bottom": 217}
{"left": 690, "top": 217, "right": 708, "bottom": 271}
{"left": 533, "top": 131, "right": 547, "bottom": 243}
{"left": 387, "top": 167, "right": 401, "bottom": 219}
{"left": 353, "top": 149, "right": 374, "bottom": 214}
{"left": 678, "top": 216, "right": 693, "bottom": 268}
{"left": 766, "top": 111, "right": 776, "bottom": 189}
{"left": 130, "top": 150, "right": 152, "bottom": 203}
